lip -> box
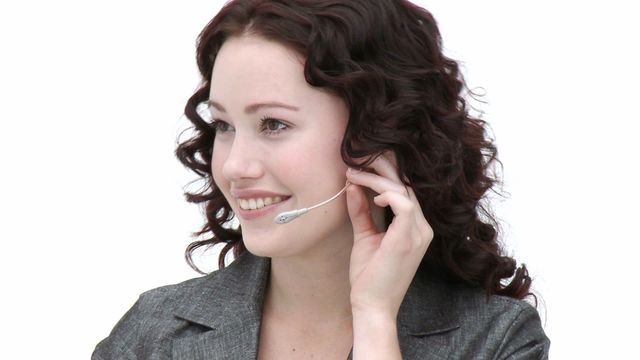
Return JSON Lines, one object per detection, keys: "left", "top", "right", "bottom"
{"left": 234, "top": 196, "right": 291, "bottom": 221}
{"left": 230, "top": 189, "right": 290, "bottom": 199}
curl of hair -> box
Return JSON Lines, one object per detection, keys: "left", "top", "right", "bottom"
{"left": 176, "top": 0, "right": 533, "bottom": 300}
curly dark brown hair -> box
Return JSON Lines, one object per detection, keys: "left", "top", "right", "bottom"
{"left": 176, "top": 0, "right": 533, "bottom": 300}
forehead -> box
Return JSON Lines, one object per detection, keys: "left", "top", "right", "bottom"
{"left": 209, "top": 34, "right": 348, "bottom": 121}
{"left": 209, "top": 35, "right": 308, "bottom": 104}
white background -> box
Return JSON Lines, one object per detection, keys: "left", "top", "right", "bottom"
{"left": 1, "top": 1, "right": 638, "bottom": 358}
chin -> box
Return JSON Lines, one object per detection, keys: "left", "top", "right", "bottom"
{"left": 241, "top": 214, "right": 352, "bottom": 260}
{"left": 240, "top": 228, "right": 294, "bottom": 258}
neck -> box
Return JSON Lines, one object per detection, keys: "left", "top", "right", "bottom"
{"left": 264, "top": 242, "right": 353, "bottom": 324}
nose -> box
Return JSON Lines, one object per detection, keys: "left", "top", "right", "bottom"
{"left": 220, "top": 134, "right": 264, "bottom": 182}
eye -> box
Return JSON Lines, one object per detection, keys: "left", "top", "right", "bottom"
{"left": 259, "top": 116, "right": 289, "bottom": 135}
{"left": 211, "top": 120, "right": 233, "bottom": 133}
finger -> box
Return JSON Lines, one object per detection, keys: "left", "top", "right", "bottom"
{"left": 375, "top": 191, "right": 434, "bottom": 244}
{"left": 369, "top": 151, "right": 402, "bottom": 182}
{"left": 353, "top": 153, "right": 418, "bottom": 201}
{"left": 346, "top": 168, "right": 408, "bottom": 197}
{"left": 350, "top": 151, "right": 398, "bottom": 177}
{"left": 373, "top": 191, "right": 433, "bottom": 250}
{"left": 373, "top": 191, "right": 414, "bottom": 217}
{"left": 375, "top": 153, "right": 421, "bottom": 199}
{"left": 346, "top": 183, "right": 379, "bottom": 239}
{"left": 372, "top": 191, "right": 415, "bottom": 247}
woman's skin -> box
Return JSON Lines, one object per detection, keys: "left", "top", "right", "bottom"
{"left": 209, "top": 34, "right": 433, "bottom": 359}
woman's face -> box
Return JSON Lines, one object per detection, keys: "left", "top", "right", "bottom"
{"left": 209, "top": 35, "right": 353, "bottom": 259}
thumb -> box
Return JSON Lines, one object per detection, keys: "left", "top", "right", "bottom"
{"left": 346, "top": 183, "right": 378, "bottom": 239}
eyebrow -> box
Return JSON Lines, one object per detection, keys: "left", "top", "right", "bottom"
{"left": 207, "top": 100, "right": 300, "bottom": 114}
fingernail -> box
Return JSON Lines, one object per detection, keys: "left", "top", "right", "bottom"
{"left": 348, "top": 167, "right": 361, "bottom": 174}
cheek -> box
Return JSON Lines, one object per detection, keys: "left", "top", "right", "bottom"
{"left": 309, "top": 134, "right": 345, "bottom": 170}
{"left": 289, "top": 137, "right": 346, "bottom": 189}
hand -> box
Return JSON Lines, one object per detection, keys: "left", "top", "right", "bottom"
{"left": 346, "top": 152, "right": 433, "bottom": 318}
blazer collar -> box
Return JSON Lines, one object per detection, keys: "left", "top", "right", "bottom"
{"left": 173, "top": 252, "right": 270, "bottom": 328}
{"left": 171, "top": 252, "right": 460, "bottom": 359}
{"left": 171, "top": 253, "right": 270, "bottom": 359}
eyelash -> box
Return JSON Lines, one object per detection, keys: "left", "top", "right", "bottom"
{"left": 259, "top": 116, "right": 288, "bottom": 135}
{"left": 210, "top": 120, "right": 231, "bottom": 133}
{"left": 210, "top": 116, "right": 289, "bottom": 136}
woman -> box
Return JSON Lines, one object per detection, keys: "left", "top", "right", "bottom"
{"left": 94, "top": 0, "right": 549, "bottom": 359}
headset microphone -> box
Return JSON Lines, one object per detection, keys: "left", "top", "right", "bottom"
{"left": 273, "top": 182, "right": 350, "bottom": 224}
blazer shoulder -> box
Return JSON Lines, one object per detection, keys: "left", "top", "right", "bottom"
{"left": 91, "top": 274, "right": 217, "bottom": 360}
{"left": 92, "top": 253, "right": 269, "bottom": 359}
{"left": 452, "top": 286, "right": 550, "bottom": 359}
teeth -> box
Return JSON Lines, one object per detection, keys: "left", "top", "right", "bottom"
{"left": 238, "top": 196, "right": 284, "bottom": 210}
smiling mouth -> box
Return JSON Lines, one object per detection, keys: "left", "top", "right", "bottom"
{"left": 237, "top": 196, "right": 290, "bottom": 210}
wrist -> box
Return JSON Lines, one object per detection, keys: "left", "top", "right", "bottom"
{"left": 350, "top": 296, "right": 401, "bottom": 322}
{"left": 352, "top": 306, "right": 398, "bottom": 340}
{"left": 351, "top": 308, "right": 401, "bottom": 360}
{"left": 352, "top": 306, "right": 397, "bottom": 326}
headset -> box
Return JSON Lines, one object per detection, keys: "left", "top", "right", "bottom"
{"left": 273, "top": 182, "right": 350, "bottom": 224}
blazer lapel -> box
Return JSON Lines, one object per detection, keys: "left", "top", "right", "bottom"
{"left": 171, "top": 253, "right": 271, "bottom": 360}
{"left": 170, "top": 314, "right": 262, "bottom": 360}
{"left": 395, "top": 274, "right": 461, "bottom": 358}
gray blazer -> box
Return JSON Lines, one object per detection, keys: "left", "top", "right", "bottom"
{"left": 93, "top": 253, "right": 549, "bottom": 359}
